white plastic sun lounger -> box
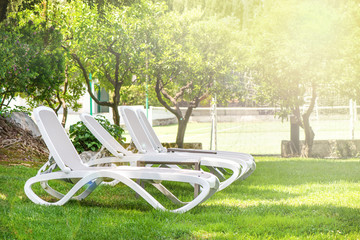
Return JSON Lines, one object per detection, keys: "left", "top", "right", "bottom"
{"left": 120, "top": 107, "right": 250, "bottom": 190}
{"left": 121, "top": 106, "right": 256, "bottom": 181}
{"left": 135, "top": 107, "right": 256, "bottom": 179}
{"left": 80, "top": 113, "right": 202, "bottom": 168}
{"left": 81, "top": 113, "right": 242, "bottom": 191}
{"left": 24, "top": 106, "right": 219, "bottom": 213}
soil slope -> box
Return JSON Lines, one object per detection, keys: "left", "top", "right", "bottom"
{"left": 0, "top": 115, "right": 48, "bottom": 162}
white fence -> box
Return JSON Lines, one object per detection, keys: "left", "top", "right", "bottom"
{"left": 55, "top": 104, "right": 360, "bottom": 155}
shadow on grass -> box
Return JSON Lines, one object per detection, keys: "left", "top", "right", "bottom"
{"left": 72, "top": 180, "right": 202, "bottom": 212}
{"left": 13, "top": 178, "right": 198, "bottom": 212}
{"left": 72, "top": 196, "right": 153, "bottom": 212}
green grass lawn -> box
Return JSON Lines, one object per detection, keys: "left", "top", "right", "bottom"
{"left": 1, "top": 157, "right": 360, "bottom": 239}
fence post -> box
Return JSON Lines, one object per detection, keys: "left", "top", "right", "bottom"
{"left": 89, "top": 73, "right": 93, "bottom": 115}
{"left": 355, "top": 100, "right": 357, "bottom": 122}
{"left": 210, "top": 96, "right": 217, "bottom": 150}
{"left": 350, "top": 99, "right": 356, "bottom": 140}
{"left": 149, "top": 106, "right": 153, "bottom": 126}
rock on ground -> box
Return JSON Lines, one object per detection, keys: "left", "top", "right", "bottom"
{"left": 8, "top": 112, "right": 41, "bottom": 137}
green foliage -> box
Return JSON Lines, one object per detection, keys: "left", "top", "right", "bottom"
{"left": 246, "top": 0, "right": 344, "bottom": 116}
{"left": 0, "top": 105, "right": 31, "bottom": 117}
{"left": 15, "top": 4, "right": 85, "bottom": 115}
{"left": 119, "top": 83, "right": 161, "bottom": 106}
{"left": 142, "top": 7, "right": 245, "bottom": 145}
{"left": 0, "top": 12, "right": 65, "bottom": 111}
{"left": 187, "top": 15, "right": 245, "bottom": 104}
{"left": 45, "top": 0, "right": 164, "bottom": 124}
{"left": 242, "top": 0, "right": 350, "bottom": 155}
{"left": 166, "top": 0, "right": 263, "bottom": 28}
{"left": 60, "top": 0, "right": 152, "bottom": 91}
{"left": 69, "top": 115, "right": 125, "bottom": 153}
{"left": 337, "top": 0, "right": 360, "bottom": 102}
{"left": 144, "top": 7, "right": 244, "bottom": 106}
{"left": 61, "top": 71, "right": 86, "bottom": 112}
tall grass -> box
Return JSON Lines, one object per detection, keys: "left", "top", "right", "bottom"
{"left": 1, "top": 157, "right": 360, "bottom": 239}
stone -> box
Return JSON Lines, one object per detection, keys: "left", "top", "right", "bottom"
{"left": 281, "top": 139, "right": 360, "bottom": 158}
{"left": 79, "top": 150, "right": 112, "bottom": 166}
{"left": 161, "top": 142, "right": 203, "bottom": 149}
{"left": 79, "top": 151, "right": 97, "bottom": 163}
{"left": 7, "top": 112, "right": 41, "bottom": 137}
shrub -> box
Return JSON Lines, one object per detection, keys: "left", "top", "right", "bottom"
{"left": 69, "top": 115, "right": 125, "bottom": 153}
{"left": 0, "top": 105, "right": 31, "bottom": 117}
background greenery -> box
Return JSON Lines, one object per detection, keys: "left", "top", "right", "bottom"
{"left": 2, "top": 0, "right": 360, "bottom": 151}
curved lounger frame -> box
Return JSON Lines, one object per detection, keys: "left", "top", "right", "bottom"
{"left": 24, "top": 106, "right": 219, "bottom": 213}
{"left": 25, "top": 166, "right": 218, "bottom": 213}
{"left": 82, "top": 111, "right": 243, "bottom": 191}
{"left": 120, "top": 107, "right": 248, "bottom": 189}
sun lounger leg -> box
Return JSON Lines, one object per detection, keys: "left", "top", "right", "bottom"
{"left": 151, "top": 183, "right": 187, "bottom": 205}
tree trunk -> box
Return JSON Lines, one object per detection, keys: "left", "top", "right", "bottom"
{"left": 176, "top": 118, "right": 187, "bottom": 148}
{"left": 70, "top": 52, "right": 113, "bottom": 110}
{"left": 301, "top": 113, "right": 315, "bottom": 157}
{"left": 61, "top": 106, "right": 68, "bottom": 128}
{"left": 111, "top": 88, "right": 121, "bottom": 126}
{"left": 175, "top": 107, "right": 193, "bottom": 148}
{"left": 0, "top": 0, "right": 9, "bottom": 23}
{"left": 300, "top": 84, "right": 317, "bottom": 157}
{"left": 59, "top": 65, "right": 69, "bottom": 128}
{"left": 112, "top": 104, "right": 120, "bottom": 126}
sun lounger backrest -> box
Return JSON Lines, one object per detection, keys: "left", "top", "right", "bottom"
{"left": 120, "top": 107, "right": 157, "bottom": 153}
{"left": 34, "top": 107, "right": 85, "bottom": 171}
{"left": 136, "top": 109, "right": 167, "bottom": 152}
{"left": 80, "top": 114, "right": 133, "bottom": 156}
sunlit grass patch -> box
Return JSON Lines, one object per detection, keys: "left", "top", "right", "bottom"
{"left": 1, "top": 157, "right": 360, "bottom": 239}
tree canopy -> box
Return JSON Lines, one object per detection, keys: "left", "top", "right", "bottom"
{"left": 54, "top": 0, "right": 159, "bottom": 125}
{"left": 0, "top": 12, "right": 65, "bottom": 112}
{"left": 2, "top": 0, "right": 360, "bottom": 154}
{"left": 141, "top": 7, "right": 243, "bottom": 147}
{"left": 245, "top": 0, "right": 350, "bottom": 156}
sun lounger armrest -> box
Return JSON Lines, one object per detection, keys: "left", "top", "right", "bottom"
{"left": 56, "top": 163, "right": 71, "bottom": 173}
{"left": 51, "top": 156, "right": 71, "bottom": 173}
{"left": 116, "top": 152, "right": 124, "bottom": 157}
{"left": 167, "top": 148, "right": 218, "bottom": 154}
{"left": 47, "top": 155, "right": 71, "bottom": 173}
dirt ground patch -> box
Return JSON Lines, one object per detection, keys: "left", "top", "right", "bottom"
{"left": 0, "top": 115, "right": 48, "bottom": 163}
